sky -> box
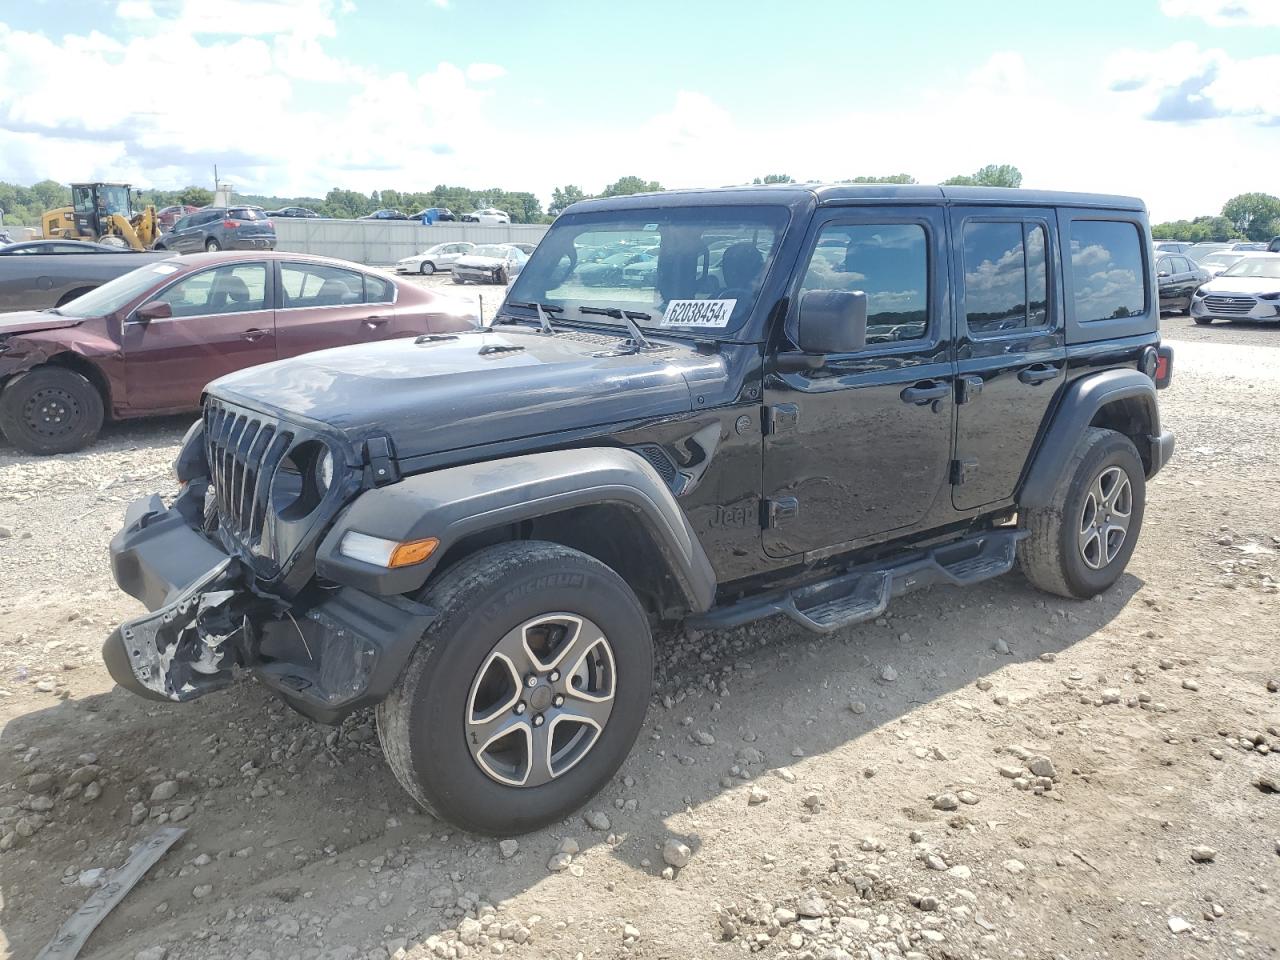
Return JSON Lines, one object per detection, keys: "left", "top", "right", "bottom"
{"left": 0, "top": 0, "right": 1277, "bottom": 221}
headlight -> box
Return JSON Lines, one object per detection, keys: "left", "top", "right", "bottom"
{"left": 317, "top": 448, "right": 334, "bottom": 491}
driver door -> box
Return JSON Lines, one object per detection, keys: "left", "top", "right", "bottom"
{"left": 122, "top": 262, "right": 277, "bottom": 411}
{"left": 762, "top": 207, "right": 954, "bottom": 557}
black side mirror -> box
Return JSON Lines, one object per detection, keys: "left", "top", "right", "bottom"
{"left": 796, "top": 289, "right": 868, "bottom": 354}
{"left": 135, "top": 300, "right": 172, "bottom": 322}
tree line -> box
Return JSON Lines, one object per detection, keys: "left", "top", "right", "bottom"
{"left": 1151, "top": 193, "right": 1280, "bottom": 243}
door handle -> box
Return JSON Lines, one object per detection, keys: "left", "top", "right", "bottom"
{"left": 1018, "top": 364, "right": 1061, "bottom": 385}
{"left": 363, "top": 316, "right": 391, "bottom": 328}
{"left": 900, "top": 380, "right": 949, "bottom": 405}
{"left": 240, "top": 328, "right": 269, "bottom": 342}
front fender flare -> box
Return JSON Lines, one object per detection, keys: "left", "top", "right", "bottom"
{"left": 315, "top": 448, "right": 717, "bottom": 612}
{"left": 1019, "top": 369, "right": 1163, "bottom": 510}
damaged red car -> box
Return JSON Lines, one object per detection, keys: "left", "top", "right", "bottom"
{"left": 0, "top": 252, "right": 479, "bottom": 454}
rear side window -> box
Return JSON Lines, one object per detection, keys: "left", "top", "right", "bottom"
{"left": 961, "top": 221, "right": 1048, "bottom": 335}
{"left": 1069, "top": 221, "right": 1146, "bottom": 322}
{"left": 364, "top": 274, "right": 394, "bottom": 303}
{"left": 281, "top": 263, "right": 363, "bottom": 306}
{"left": 798, "top": 222, "right": 930, "bottom": 345}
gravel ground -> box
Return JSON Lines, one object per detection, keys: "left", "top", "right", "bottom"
{"left": 1, "top": 317, "right": 1278, "bottom": 960}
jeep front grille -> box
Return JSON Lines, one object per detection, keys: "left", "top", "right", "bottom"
{"left": 203, "top": 399, "right": 293, "bottom": 547}
{"left": 1202, "top": 295, "right": 1256, "bottom": 316}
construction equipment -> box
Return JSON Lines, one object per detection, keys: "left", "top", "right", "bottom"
{"left": 41, "top": 183, "right": 161, "bottom": 251}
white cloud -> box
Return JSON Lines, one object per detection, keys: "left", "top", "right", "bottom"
{"left": 1104, "top": 42, "right": 1280, "bottom": 123}
{"left": 1160, "top": 0, "right": 1280, "bottom": 27}
{"left": 465, "top": 62, "right": 504, "bottom": 82}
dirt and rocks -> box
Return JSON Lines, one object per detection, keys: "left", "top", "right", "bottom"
{"left": 1, "top": 312, "right": 1278, "bottom": 960}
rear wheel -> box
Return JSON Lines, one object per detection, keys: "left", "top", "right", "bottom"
{"left": 1018, "top": 427, "right": 1145, "bottom": 599}
{"left": 495, "top": 267, "right": 509, "bottom": 285}
{"left": 0, "top": 366, "right": 105, "bottom": 455}
{"left": 376, "top": 541, "right": 653, "bottom": 835}
{"left": 1193, "top": 316, "right": 1213, "bottom": 326}
{"left": 420, "top": 261, "right": 435, "bottom": 275}
{"left": 205, "top": 238, "right": 221, "bottom": 252}
{"left": 452, "top": 275, "right": 466, "bottom": 284}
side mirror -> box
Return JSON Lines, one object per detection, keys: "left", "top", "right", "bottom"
{"left": 796, "top": 289, "right": 868, "bottom": 355}
{"left": 135, "top": 300, "right": 172, "bottom": 322}
{"left": 1157, "top": 270, "right": 1170, "bottom": 278}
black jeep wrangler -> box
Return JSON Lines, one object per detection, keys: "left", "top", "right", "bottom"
{"left": 105, "top": 185, "right": 1174, "bottom": 835}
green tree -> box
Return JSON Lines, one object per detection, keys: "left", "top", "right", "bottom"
{"left": 752, "top": 174, "right": 794, "bottom": 184}
{"left": 601, "top": 176, "right": 663, "bottom": 197}
{"left": 943, "top": 164, "right": 1023, "bottom": 188}
{"left": 549, "top": 185, "right": 590, "bottom": 216}
{"left": 1222, "top": 192, "right": 1280, "bottom": 242}
{"left": 840, "top": 174, "right": 917, "bottom": 184}
{"left": 177, "top": 186, "right": 214, "bottom": 207}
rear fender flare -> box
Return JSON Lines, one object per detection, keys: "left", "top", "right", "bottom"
{"left": 315, "top": 448, "right": 717, "bottom": 613}
{"left": 1019, "top": 369, "right": 1160, "bottom": 510}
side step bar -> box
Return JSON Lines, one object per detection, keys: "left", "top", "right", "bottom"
{"left": 687, "top": 529, "right": 1026, "bottom": 636}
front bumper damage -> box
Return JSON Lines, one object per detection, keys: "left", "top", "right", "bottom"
{"left": 104, "top": 491, "right": 436, "bottom": 723}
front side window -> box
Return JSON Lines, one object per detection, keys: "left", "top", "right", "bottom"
{"left": 1069, "top": 220, "right": 1146, "bottom": 322}
{"left": 1156, "top": 257, "right": 1172, "bottom": 275}
{"left": 509, "top": 204, "right": 788, "bottom": 334}
{"left": 281, "top": 263, "right": 363, "bottom": 306}
{"left": 798, "top": 222, "right": 929, "bottom": 345}
{"left": 962, "top": 221, "right": 1048, "bottom": 335}
{"left": 154, "top": 263, "right": 269, "bottom": 317}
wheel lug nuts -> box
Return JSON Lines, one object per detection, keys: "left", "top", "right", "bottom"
{"left": 549, "top": 670, "right": 560, "bottom": 683}
{"left": 533, "top": 714, "right": 545, "bottom": 727}
{"left": 553, "top": 694, "right": 564, "bottom": 707}
{"left": 525, "top": 675, "right": 538, "bottom": 688}
{"left": 515, "top": 702, "right": 526, "bottom": 715}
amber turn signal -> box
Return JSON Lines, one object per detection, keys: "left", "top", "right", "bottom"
{"left": 388, "top": 537, "right": 440, "bottom": 568}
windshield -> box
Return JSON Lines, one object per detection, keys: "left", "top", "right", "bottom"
{"left": 1200, "top": 253, "right": 1241, "bottom": 267}
{"left": 507, "top": 204, "right": 789, "bottom": 334}
{"left": 1221, "top": 257, "right": 1280, "bottom": 280}
{"left": 472, "top": 245, "right": 510, "bottom": 258}
{"left": 55, "top": 260, "right": 180, "bottom": 317}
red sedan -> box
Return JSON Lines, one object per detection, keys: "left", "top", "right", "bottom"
{"left": 0, "top": 251, "right": 478, "bottom": 454}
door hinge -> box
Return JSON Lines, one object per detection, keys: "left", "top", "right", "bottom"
{"left": 365, "top": 436, "right": 401, "bottom": 487}
{"left": 762, "top": 496, "right": 799, "bottom": 528}
{"left": 763, "top": 403, "right": 799, "bottom": 436}
{"left": 951, "top": 458, "right": 978, "bottom": 485}
{"left": 956, "top": 375, "right": 984, "bottom": 404}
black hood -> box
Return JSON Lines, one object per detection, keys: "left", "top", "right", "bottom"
{"left": 208, "top": 326, "right": 728, "bottom": 460}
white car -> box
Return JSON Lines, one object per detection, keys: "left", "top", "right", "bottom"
{"left": 395, "top": 241, "right": 475, "bottom": 275}
{"left": 1193, "top": 250, "right": 1248, "bottom": 277}
{"left": 462, "top": 208, "right": 511, "bottom": 225}
{"left": 452, "top": 243, "right": 528, "bottom": 284}
{"left": 1190, "top": 253, "right": 1280, "bottom": 325}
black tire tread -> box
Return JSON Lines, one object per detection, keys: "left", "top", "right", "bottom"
{"left": 1018, "top": 427, "right": 1138, "bottom": 599}
{"left": 0, "top": 366, "right": 105, "bottom": 455}
{"left": 376, "top": 541, "right": 642, "bottom": 828}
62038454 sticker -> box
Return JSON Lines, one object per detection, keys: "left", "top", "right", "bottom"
{"left": 661, "top": 299, "right": 737, "bottom": 328}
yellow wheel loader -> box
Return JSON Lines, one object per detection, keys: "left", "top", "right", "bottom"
{"left": 41, "top": 182, "right": 161, "bottom": 251}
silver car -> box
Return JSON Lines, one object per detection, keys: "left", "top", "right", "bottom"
{"left": 452, "top": 244, "right": 528, "bottom": 284}
{"left": 396, "top": 241, "right": 475, "bottom": 275}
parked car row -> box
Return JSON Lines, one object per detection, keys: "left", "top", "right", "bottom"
{"left": 153, "top": 206, "right": 277, "bottom": 253}
{"left": 0, "top": 251, "right": 479, "bottom": 454}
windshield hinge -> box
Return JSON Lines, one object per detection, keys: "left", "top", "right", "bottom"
{"left": 365, "top": 436, "right": 401, "bottom": 487}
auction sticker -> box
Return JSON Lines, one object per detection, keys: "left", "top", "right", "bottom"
{"left": 661, "top": 299, "right": 737, "bottom": 328}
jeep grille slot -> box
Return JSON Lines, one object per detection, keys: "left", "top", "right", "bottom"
{"left": 204, "top": 399, "right": 293, "bottom": 547}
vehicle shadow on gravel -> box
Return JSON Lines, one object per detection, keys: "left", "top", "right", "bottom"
{"left": 0, "top": 412, "right": 192, "bottom": 461}
{"left": 0, "top": 570, "right": 1141, "bottom": 958}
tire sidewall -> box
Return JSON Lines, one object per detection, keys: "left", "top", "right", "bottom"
{"left": 0, "top": 368, "right": 104, "bottom": 454}
{"left": 405, "top": 551, "right": 652, "bottom": 834}
{"left": 1057, "top": 435, "right": 1146, "bottom": 596}
{"left": 420, "top": 261, "right": 434, "bottom": 275}
{"left": 205, "top": 238, "right": 220, "bottom": 251}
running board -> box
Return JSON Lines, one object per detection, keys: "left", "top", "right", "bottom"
{"left": 687, "top": 529, "right": 1026, "bottom": 636}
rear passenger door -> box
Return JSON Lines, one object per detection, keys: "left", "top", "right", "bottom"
{"left": 762, "top": 208, "right": 953, "bottom": 557}
{"left": 950, "top": 207, "right": 1064, "bottom": 510}
{"left": 274, "top": 261, "right": 397, "bottom": 359}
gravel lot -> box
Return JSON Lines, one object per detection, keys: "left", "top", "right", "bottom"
{"left": 1, "top": 306, "right": 1278, "bottom": 960}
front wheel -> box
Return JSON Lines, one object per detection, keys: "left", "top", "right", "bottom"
{"left": 0, "top": 366, "right": 105, "bottom": 455}
{"left": 1193, "top": 316, "right": 1213, "bottom": 326}
{"left": 419, "top": 261, "right": 435, "bottom": 275}
{"left": 1018, "top": 427, "right": 1146, "bottom": 599}
{"left": 376, "top": 541, "right": 653, "bottom": 835}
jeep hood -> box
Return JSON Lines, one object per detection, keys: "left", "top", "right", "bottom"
{"left": 208, "top": 326, "right": 727, "bottom": 459}
{"left": 0, "top": 310, "right": 85, "bottom": 335}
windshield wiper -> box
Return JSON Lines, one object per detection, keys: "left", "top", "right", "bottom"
{"left": 577, "top": 306, "right": 654, "bottom": 350}
{"left": 504, "top": 301, "right": 563, "bottom": 334}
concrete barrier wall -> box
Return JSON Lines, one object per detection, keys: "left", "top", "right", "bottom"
{"left": 273, "top": 219, "right": 550, "bottom": 265}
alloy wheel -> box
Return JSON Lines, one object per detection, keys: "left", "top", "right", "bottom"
{"left": 465, "top": 613, "right": 616, "bottom": 787}
{"left": 1078, "top": 465, "right": 1133, "bottom": 570}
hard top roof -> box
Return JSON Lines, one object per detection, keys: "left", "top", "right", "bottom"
{"left": 567, "top": 182, "right": 1146, "bottom": 214}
